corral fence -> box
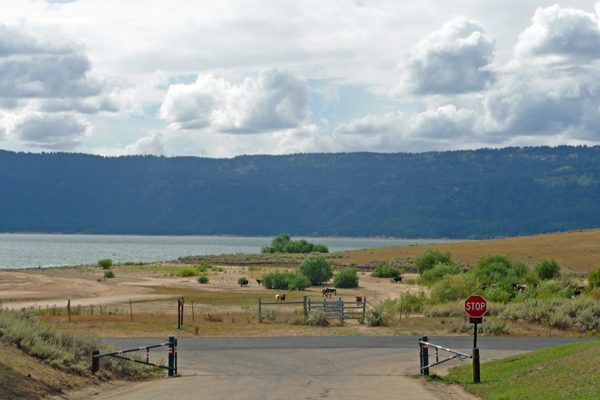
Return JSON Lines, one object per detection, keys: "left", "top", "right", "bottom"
{"left": 92, "top": 336, "right": 178, "bottom": 376}
{"left": 257, "top": 296, "right": 367, "bottom": 325}
{"left": 418, "top": 335, "right": 471, "bottom": 376}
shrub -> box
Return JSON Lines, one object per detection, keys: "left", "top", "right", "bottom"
{"left": 371, "top": 264, "right": 402, "bottom": 278}
{"left": 298, "top": 256, "right": 333, "bottom": 285}
{"left": 288, "top": 274, "right": 311, "bottom": 291}
{"left": 333, "top": 268, "right": 359, "bottom": 288}
{"left": 416, "top": 249, "right": 452, "bottom": 275}
{"left": 429, "top": 273, "right": 481, "bottom": 304}
{"left": 195, "top": 263, "right": 213, "bottom": 273}
{"left": 104, "top": 270, "right": 115, "bottom": 279}
{"left": 238, "top": 277, "right": 249, "bottom": 286}
{"left": 98, "top": 259, "right": 113, "bottom": 269}
{"left": 263, "top": 307, "right": 279, "bottom": 321}
{"left": 198, "top": 275, "right": 209, "bottom": 284}
{"left": 366, "top": 305, "right": 389, "bottom": 327}
{"left": 420, "top": 262, "right": 460, "bottom": 284}
{"left": 307, "top": 310, "right": 328, "bottom": 326}
{"left": 471, "top": 254, "right": 516, "bottom": 286}
{"left": 203, "top": 313, "right": 223, "bottom": 322}
{"left": 536, "top": 280, "right": 564, "bottom": 299}
{"left": 178, "top": 268, "right": 197, "bottom": 277}
{"left": 0, "top": 310, "right": 144, "bottom": 377}
{"left": 483, "top": 319, "right": 511, "bottom": 335}
{"left": 534, "top": 259, "right": 561, "bottom": 280}
{"left": 589, "top": 266, "right": 600, "bottom": 289}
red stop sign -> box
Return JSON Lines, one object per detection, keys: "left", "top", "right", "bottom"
{"left": 465, "top": 295, "right": 487, "bottom": 318}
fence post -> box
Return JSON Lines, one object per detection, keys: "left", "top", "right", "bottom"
{"left": 303, "top": 296, "right": 307, "bottom": 317}
{"left": 92, "top": 350, "right": 99, "bottom": 373}
{"left": 422, "top": 335, "right": 429, "bottom": 375}
{"left": 192, "top": 300, "right": 194, "bottom": 322}
{"left": 168, "top": 336, "right": 174, "bottom": 377}
{"left": 258, "top": 298, "right": 262, "bottom": 323}
{"left": 363, "top": 297, "right": 366, "bottom": 320}
{"left": 130, "top": 299, "right": 133, "bottom": 322}
{"left": 177, "top": 299, "right": 181, "bottom": 329}
{"left": 180, "top": 297, "right": 184, "bottom": 326}
{"left": 174, "top": 337, "right": 178, "bottom": 376}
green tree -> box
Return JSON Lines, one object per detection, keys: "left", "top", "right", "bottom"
{"left": 416, "top": 249, "right": 452, "bottom": 275}
{"left": 333, "top": 268, "right": 359, "bottom": 288}
{"left": 98, "top": 259, "right": 113, "bottom": 269}
{"left": 298, "top": 256, "right": 333, "bottom": 285}
{"left": 534, "top": 259, "right": 561, "bottom": 280}
{"left": 471, "top": 254, "right": 516, "bottom": 285}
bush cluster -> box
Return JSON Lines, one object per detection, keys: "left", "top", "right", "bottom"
{"left": 98, "top": 259, "right": 113, "bottom": 269}
{"left": 261, "top": 233, "right": 329, "bottom": 254}
{"left": 371, "top": 264, "right": 402, "bottom": 278}
{"left": 261, "top": 270, "right": 311, "bottom": 290}
{"left": 333, "top": 268, "right": 359, "bottom": 288}
{"left": 415, "top": 249, "right": 452, "bottom": 275}
{"left": 0, "top": 310, "right": 144, "bottom": 377}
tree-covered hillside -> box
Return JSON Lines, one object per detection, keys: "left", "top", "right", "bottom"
{"left": 1, "top": 146, "right": 599, "bottom": 239}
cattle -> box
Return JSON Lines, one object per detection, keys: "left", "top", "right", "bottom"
{"left": 256, "top": 279, "right": 263, "bottom": 286}
{"left": 574, "top": 285, "right": 585, "bottom": 297}
{"left": 239, "top": 278, "right": 249, "bottom": 287}
{"left": 355, "top": 296, "right": 363, "bottom": 302}
{"left": 393, "top": 276, "right": 403, "bottom": 283}
{"left": 322, "top": 288, "right": 336, "bottom": 298}
{"left": 275, "top": 294, "right": 286, "bottom": 302}
{"left": 511, "top": 283, "right": 527, "bottom": 291}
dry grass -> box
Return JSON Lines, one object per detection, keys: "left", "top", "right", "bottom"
{"left": 0, "top": 340, "right": 90, "bottom": 400}
{"left": 338, "top": 229, "right": 600, "bottom": 273}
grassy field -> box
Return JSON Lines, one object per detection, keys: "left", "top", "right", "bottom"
{"left": 338, "top": 230, "right": 600, "bottom": 273}
{"left": 444, "top": 340, "right": 600, "bottom": 399}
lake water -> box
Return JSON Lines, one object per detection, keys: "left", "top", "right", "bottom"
{"left": 0, "top": 234, "right": 458, "bottom": 269}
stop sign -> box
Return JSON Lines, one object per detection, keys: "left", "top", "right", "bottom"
{"left": 465, "top": 295, "right": 487, "bottom": 318}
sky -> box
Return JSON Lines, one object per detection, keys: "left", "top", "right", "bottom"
{"left": 1, "top": 0, "right": 600, "bottom": 158}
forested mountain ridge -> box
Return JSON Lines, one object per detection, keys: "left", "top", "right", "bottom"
{"left": 1, "top": 146, "right": 599, "bottom": 239}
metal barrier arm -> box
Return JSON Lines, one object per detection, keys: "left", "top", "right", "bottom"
{"left": 93, "top": 342, "right": 175, "bottom": 359}
{"left": 418, "top": 341, "right": 472, "bottom": 359}
{"left": 108, "top": 354, "right": 175, "bottom": 371}
{"left": 419, "top": 341, "right": 472, "bottom": 372}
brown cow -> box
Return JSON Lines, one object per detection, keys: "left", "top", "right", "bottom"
{"left": 276, "top": 294, "right": 286, "bottom": 301}
{"left": 322, "top": 288, "right": 336, "bottom": 298}
{"left": 355, "top": 296, "right": 363, "bottom": 302}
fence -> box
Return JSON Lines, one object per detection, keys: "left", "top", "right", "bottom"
{"left": 258, "top": 296, "right": 308, "bottom": 322}
{"left": 257, "top": 296, "right": 367, "bottom": 324}
{"left": 418, "top": 335, "right": 471, "bottom": 376}
{"left": 92, "top": 336, "right": 178, "bottom": 376}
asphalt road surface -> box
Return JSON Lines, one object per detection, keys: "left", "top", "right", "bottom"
{"left": 63, "top": 336, "right": 596, "bottom": 400}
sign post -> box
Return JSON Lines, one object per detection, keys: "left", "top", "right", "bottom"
{"left": 465, "top": 295, "right": 487, "bottom": 384}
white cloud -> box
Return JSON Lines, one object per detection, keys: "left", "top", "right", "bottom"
{"left": 11, "top": 112, "right": 91, "bottom": 150}
{"left": 124, "top": 133, "right": 166, "bottom": 156}
{"left": 399, "top": 18, "right": 496, "bottom": 95}
{"left": 514, "top": 5, "right": 600, "bottom": 64}
{"left": 159, "top": 67, "right": 310, "bottom": 133}
{"left": 0, "top": 24, "right": 100, "bottom": 99}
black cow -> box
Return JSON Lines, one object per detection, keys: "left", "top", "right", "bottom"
{"left": 393, "top": 276, "right": 403, "bottom": 283}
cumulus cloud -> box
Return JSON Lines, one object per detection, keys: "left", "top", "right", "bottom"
{"left": 399, "top": 18, "right": 496, "bottom": 95}
{"left": 11, "top": 112, "right": 91, "bottom": 150}
{"left": 330, "top": 104, "right": 479, "bottom": 153}
{"left": 159, "top": 67, "right": 310, "bottom": 133}
{"left": 514, "top": 5, "right": 600, "bottom": 64}
{"left": 124, "top": 133, "right": 166, "bottom": 156}
{"left": 0, "top": 24, "right": 100, "bottom": 99}
{"left": 480, "top": 5, "right": 600, "bottom": 143}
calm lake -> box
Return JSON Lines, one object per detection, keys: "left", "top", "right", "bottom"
{"left": 0, "top": 234, "right": 458, "bottom": 269}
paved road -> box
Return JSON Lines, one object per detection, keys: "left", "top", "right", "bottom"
{"left": 70, "top": 336, "right": 594, "bottom": 400}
